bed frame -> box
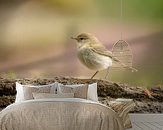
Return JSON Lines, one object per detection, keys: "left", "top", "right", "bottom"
{"left": 128, "top": 114, "right": 163, "bottom": 130}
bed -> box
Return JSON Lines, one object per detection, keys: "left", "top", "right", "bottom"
{"left": 0, "top": 82, "right": 133, "bottom": 130}
{"left": 0, "top": 98, "right": 126, "bottom": 130}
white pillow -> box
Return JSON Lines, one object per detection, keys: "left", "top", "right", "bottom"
{"left": 15, "top": 82, "right": 58, "bottom": 103}
{"left": 32, "top": 93, "right": 74, "bottom": 99}
{"left": 57, "top": 84, "right": 88, "bottom": 99}
{"left": 87, "top": 83, "right": 98, "bottom": 102}
{"left": 57, "top": 83, "right": 98, "bottom": 102}
{"left": 15, "top": 82, "right": 24, "bottom": 103}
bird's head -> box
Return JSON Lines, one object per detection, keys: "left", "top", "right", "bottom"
{"left": 71, "top": 33, "right": 98, "bottom": 48}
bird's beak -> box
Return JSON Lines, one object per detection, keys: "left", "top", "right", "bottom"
{"left": 71, "top": 37, "right": 78, "bottom": 40}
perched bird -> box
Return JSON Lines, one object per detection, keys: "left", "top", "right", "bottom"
{"left": 71, "top": 33, "right": 137, "bottom": 79}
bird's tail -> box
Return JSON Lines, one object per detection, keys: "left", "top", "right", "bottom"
{"left": 112, "top": 57, "right": 138, "bottom": 72}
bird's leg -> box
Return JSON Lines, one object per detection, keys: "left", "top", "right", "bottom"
{"left": 104, "top": 67, "right": 110, "bottom": 79}
{"left": 91, "top": 71, "right": 99, "bottom": 79}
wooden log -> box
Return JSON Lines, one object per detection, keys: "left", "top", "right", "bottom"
{"left": 0, "top": 95, "right": 15, "bottom": 107}
{"left": 0, "top": 77, "right": 162, "bottom": 101}
{"left": 0, "top": 77, "right": 163, "bottom": 113}
{"left": 0, "top": 77, "right": 143, "bottom": 98}
{"left": 0, "top": 79, "right": 16, "bottom": 96}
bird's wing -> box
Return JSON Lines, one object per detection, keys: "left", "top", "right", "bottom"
{"left": 90, "top": 44, "right": 138, "bottom": 72}
{"left": 90, "top": 44, "right": 113, "bottom": 58}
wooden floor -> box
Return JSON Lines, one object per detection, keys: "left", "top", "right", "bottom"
{"left": 128, "top": 114, "right": 163, "bottom": 130}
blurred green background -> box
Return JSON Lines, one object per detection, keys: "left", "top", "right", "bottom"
{"left": 0, "top": 0, "right": 163, "bottom": 87}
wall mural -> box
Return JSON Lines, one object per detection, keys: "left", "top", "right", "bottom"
{"left": 0, "top": 1, "right": 163, "bottom": 129}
